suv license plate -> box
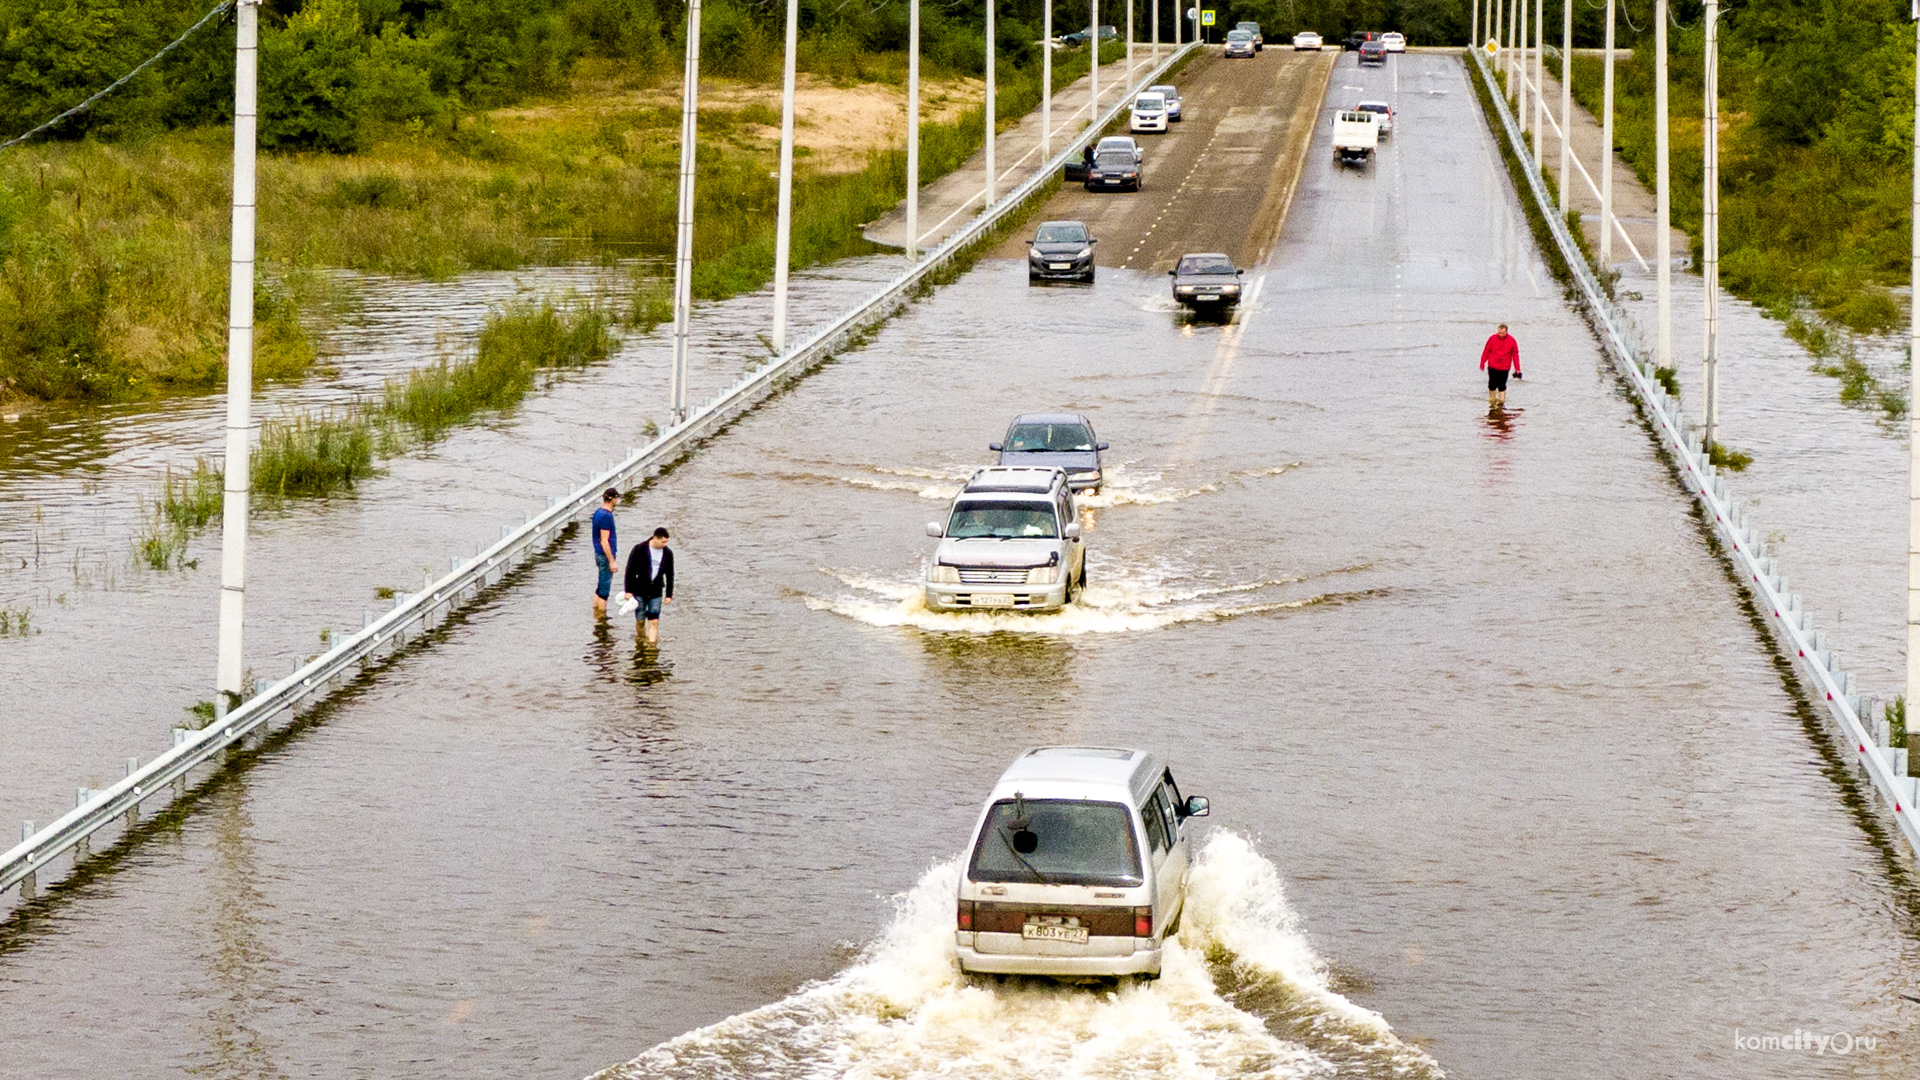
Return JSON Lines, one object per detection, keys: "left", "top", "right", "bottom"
{"left": 1022, "top": 923, "right": 1090, "bottom": 944}
{"left": 971, "top": 594, "right": 1014, "bottom": 607}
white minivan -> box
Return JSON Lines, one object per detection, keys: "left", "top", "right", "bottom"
{"left": 1130, "top": 92, "right": 1169, "bottom": 133}
{"left": 954, "top": 746, "right": 1209, "bottom": 978}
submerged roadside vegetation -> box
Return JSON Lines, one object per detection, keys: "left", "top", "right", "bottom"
{"left": 0, "top": 0, "right": 1121, "bottom": 408}
{"left": 138, "top": 297, "right": 614, "bottom": 569}
{"left": 1562, "top": 0, "right": 1915, "bottom": 416}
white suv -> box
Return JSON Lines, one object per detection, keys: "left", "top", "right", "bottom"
{"left": 924, "top": 467, "right": 1085, "bottom": 612}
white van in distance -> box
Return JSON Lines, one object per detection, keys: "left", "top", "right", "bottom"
{"left": 955, "top": 746, "right": 1209, "bottom": 978}
{"left": 1130, "top": 92, "right": 1169, "bottom": 133}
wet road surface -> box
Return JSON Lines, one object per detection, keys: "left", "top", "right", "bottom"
{"left": 3, "top": 50, "right": 1918, "bottom": 1080}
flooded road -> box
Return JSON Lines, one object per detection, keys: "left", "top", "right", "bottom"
{"left": 3, "top": 51, "right": 1918, "bottom": 1080}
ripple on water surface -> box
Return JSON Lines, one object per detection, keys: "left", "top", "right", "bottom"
{"left": 594, "top": 833, "right": 1443, "bottom": 1080}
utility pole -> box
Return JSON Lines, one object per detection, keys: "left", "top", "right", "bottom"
{"left": 1702, "top": 0, "right": 1720, "bottom": 451}
{"left": 1090, "top": 0, "right": 1099, "bottom": 124}
{"left": 1043, "top": 0, "right": 1052, "bottom": 158}
{"left": 1494, "top": 0, "right": 1503, "bottom": 88}
{"left": 1471, "top": 0, "right": 1479, "bottom": 57}
{"left": 1599, "top": 0, "right": 1616, "bottom": 265}
{"left": 1533, "top": 0, "right": 1544, "bottom": 154}
{"left": 669, "top": 0, "right": 702, "bottom": 424}
{"left": 1517, "top": 0, "right": 1528, "bottom": 135}
{"left": 1559, "top": 0, "right": 1571, "bottom": 213}
{"left": 1655, "top": 0, "right": 1672, "bottom": 376}
{"left": 1152, "top": 0, "right": 1159, "bottom": 61}
{"left": 771, "top": 0, "right": 799, "bottom": 355}
{"left": 986, "top": 0, "right": 996, "bottom": 206}
{"left": 215, "top": 0, "right": 261, "bottom": 717}
{"left": 907, "top": 0, "right": 919, "bottom": 258}
{"left": 1126, "top": 0, "right": 1133, "bottom": 85}
{"left": 1906, "top": 0, "right": 1920, "bottom": 742}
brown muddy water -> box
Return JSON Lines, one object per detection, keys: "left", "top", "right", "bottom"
{"left": 1, "top": 53, "right": 1916, "bottom": 1080}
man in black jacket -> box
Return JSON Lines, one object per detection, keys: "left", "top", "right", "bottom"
{"left": 622, "top": 527, "right": 675, "bottom": 644}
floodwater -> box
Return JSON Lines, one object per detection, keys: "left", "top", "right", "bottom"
{"left": 3, "top": 52, "right": 1918, "bottom": 1080}
{"left": 1614, "top": 268, "right": 1911, "bottom": 708}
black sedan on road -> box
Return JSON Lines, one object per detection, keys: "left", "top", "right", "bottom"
{"left": 1028, "top": 220, "right": 1097, "bottom": 284}
{"left": 1170, "top": 252, "right": 1243, "bottom": 310}
{"left": 1358, "top": 39, "right": 1388, "bottom": 64}
{"left": 1085, "top": 148, "right": 1141, "bottom": 191}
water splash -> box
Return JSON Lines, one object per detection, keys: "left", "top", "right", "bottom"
{"left": 802, "top": 568, "right": 1372, "bottom": 637}
{"left": 591, "top": 832, "right": 1443, "bottom": 1080}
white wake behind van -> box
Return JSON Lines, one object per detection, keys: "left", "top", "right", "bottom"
{"left": 954, "top": 747, "right": 1209, "bottom": 978}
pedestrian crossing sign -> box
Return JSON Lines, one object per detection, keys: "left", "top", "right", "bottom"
{"left": 1200, "top": 9, "right": 1215, "bottom": 25}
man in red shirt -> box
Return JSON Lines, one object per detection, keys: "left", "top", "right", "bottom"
{"left": 1479, "top": 323, "right": 1522, "bottom": 406}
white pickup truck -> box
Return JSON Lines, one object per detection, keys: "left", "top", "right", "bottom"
{"left": 1332, "top": 110, "right": 1378, "bottom": 166}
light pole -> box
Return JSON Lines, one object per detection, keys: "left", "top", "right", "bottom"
{"left": 771, "top": 0, "right": 799, "bottom": 355}
{"left": 1090, "top": 0, "right": 1099, "bottom": 124}
{"left": 1599, "top": 0, "right": 1616, "bottom": 265}
{"left": 1559, "top": 0, "right": 1571, "bottom": 213}
{"left": 1471, "top": 0, "right": 1479, "bottom": 57}
{"left": 1906, "top": 1, "right": 1920, "bottom": 742}
{"left": 1655, "top": 0, "right": 1672, "bottom": 376}
{"left": 1703, "top": 0, "right": 1720, "bottom": 451}
{"left": 907, "top": 0, "right": 919, "bottom": 258}
{"left": 1517, "top": 0, "right": 1528, "bottom": 135}
{"left": 986, "top": 0, "right": 996, "bottom": 206}
{"left": 1533, "top": 0, "right": 1544, "bottom": 154}
{"left": 669, "top": 0, "right": 703, "bottom": 425}
{"left": 215, "top": 0, "right": 261, "bottom": 717}
{"left": 1043, "top": 0, "right": 1052, "bottom": 158}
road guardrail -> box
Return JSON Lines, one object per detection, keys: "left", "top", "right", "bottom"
{"left": 0, "top": 42, "right": 1202, "bottom": 903}
{"left": 1470, "top": 50, "right": 1920, "bottom": 856}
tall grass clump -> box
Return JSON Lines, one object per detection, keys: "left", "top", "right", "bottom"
{"left": 253, "top": 412, "right": 381, "bottom": 499}
{"left": 387, "top": 299, "right": 615, "bottom": 439}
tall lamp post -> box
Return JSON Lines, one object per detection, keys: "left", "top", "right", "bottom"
{"left": 215, "top": 0, "right": 261, "bottom": 716}
{"left": 771, "top": 0, "right": 799, "bottom": 355}
{"left": 669, "top": 0, "right": 703, "bottom": 425}
{"left": 1599, "top": 0, "right": 1616, "bottom": 265}
{"left": 906, "top": 0, "right": 920, "bottom": 258}
{"left": 1702, "top": 0, "right": 1720, "bottom": 452}
{"left": 1906, "top": 0, "right": 1920, "bottom": 745}
{"left": 1655, "top": 0, "right": 1672, "bottom": 379}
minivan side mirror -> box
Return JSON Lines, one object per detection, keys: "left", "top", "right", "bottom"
{"left": 1184, "top": 795, "right": 1210, "bottom": 818}
{"left": 1095, "top": 441, "right": 1109, "bottom": 451}
{"left": 1167, "top": 269, "right": 1177, "bottom": 276}
{"left": 1236, "top": 269, "right": 1244, "bottom": 275}
{"left": 989, "top": 441, "right": 1003, "bottom": 451}
{"left": 1063, "top": 522, "right": 1083, "bottom": 539}
{"left": 926, "top": 521, "right": 944, "bottom": 537}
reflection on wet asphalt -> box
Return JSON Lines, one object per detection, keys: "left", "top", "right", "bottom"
{"left": 2, "top": 53, "right": 1917, "bottom": 1080}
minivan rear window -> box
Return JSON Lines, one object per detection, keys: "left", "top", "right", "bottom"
{"left": 968, "top": 799, "right": 1143, "bottom": 886}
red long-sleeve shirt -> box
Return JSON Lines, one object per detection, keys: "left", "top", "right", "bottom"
{"left": 1480, "top": 332, "right": 1521, "bottom": 373}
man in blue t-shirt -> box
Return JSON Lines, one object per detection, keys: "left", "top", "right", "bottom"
{"left": 591, "top": 488, "right": 619, "bottom": 617}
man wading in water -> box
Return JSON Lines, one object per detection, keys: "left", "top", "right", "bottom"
{"left": 1480, "top": 323, "right": 1522, "bottom": 407}
{"left": 622, "top": 527, "right": 675, "bottom": 645}
{"left": 590, "top": 489, "right": 619, "bottom": 618}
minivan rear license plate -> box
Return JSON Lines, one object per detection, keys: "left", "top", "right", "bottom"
{"left": 971, "top": 594, "right": 1014, "bottom": 607}
{"left": 1022, "top": 923, "right": 1090, "bottom": 944}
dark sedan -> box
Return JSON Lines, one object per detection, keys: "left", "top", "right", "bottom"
{"left": 1028, "top": 220, "right": 1097, "bottom": 284}
{"left": 1085, "top": 148, "right": 1141, "bottom": 191}
{"left": 991, "top": 413, "right": 1109, "bottom": 491}
{"left": 1358, "top": 39, "right": 1387, "bottom": 64}
{"left": 1169, "top": 252, "right": 1243, "bottom": 310}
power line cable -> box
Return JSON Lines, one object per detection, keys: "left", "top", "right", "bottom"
{"left": 0, "top": 0, "right": 235, "bottom": 153}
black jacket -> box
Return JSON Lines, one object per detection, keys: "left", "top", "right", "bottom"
{"left": 624, "top": 544, "right": 674, "bottom": 600}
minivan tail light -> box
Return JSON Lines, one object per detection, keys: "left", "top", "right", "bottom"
{"left": 1134, "top": 907, "right": 1153, "bottom": 936}
{"left": 958, "top": 899, "right": 975, "bottom": 931}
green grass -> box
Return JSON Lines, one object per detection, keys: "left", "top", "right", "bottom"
{"left": 0, "top": 605, "right": 31, "bottom": 636}
{"left": 1890, "top": 697, "right": 1908, "bottom": 751}
{"left": 1706, "top": 440, "right": 1752, "bottom": 472}
{"left": 137, "top": 297, "right": 614, "bottom": 559}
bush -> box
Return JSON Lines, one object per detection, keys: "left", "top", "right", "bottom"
{"left": 260, "top": 0, "right": 368, "bottom": 153}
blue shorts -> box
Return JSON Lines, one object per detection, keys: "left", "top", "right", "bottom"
{"left": 635, "top": 596, "right": 663, "bottom": 621}
{"left": 595, "top": 555, "right": 613, "bottom": 599}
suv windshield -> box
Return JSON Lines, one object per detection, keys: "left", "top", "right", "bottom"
{"left": 948, "top": 500, "right": 1059, "bottom": 539}
{"left": 1178, "top": 255, "right": 1235, "bottom": 275}
{"left": 1034, "top": 223, "right": 1087, "bottom": 243}
{"left": 968, "top": 799, "right": 1143, "bottom": 886}
{"left": 1006, "top": 423, "right": 1094, "bottom": 452}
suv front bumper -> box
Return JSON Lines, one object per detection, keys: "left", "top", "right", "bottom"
{"left": 926, "top": 581, "right": 1070, "bottom": 611}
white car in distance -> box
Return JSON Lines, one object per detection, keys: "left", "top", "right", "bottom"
{"left": 1130, "top": 92, "right": 1169, "bottom": 133}
{"left": 1292, "top": 30, "right": 1323, "bottom": 50}
{"left": 1381, "top": 31, "right": 1406, "bottom": 52}
{"left": 1355, "top": 100, "right": 1393, "bottom": 136}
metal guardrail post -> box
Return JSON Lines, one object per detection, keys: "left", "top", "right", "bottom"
{"left": 0, "top": 42, "right": 1201, "bottom": 902}
{"left": 1469, "top": 49, "right": 1920, "bottom": 856}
